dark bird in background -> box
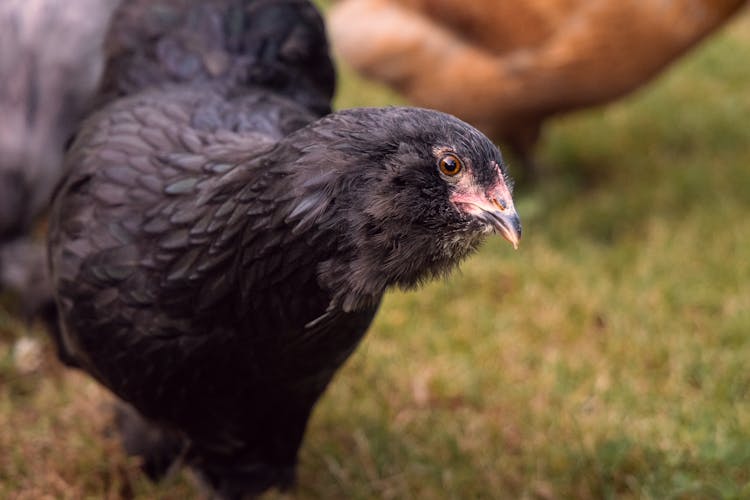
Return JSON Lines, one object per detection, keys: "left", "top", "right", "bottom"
{"left": 99, "top": 0, "right": 334, "bottom": 117}
{"left": 48, "top": 0, "right": 521, "bottom": 497}
{"left": 329, "top": 0, "right": 747, "bottom": 178}
{"left": 0, "top": 0, "right": 119, "bottom": 313}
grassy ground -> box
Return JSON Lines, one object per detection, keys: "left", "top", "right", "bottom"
{"left": 2, "top": 10, "right": 750, "bottom": 500}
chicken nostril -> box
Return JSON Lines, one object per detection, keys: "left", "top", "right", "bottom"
{"left": 491, "top": 198, "right": 507, "bottom": 211}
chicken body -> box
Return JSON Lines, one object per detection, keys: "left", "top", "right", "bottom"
{"left": 329, "top": 0, "right": 747, "bottom": 175}
{"left": 48, "top": 1, "right": 520, "bottom": 497}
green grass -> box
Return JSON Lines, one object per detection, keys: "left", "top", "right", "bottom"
{"left": 3, "top": 10, "right": 750, "bottom": 500}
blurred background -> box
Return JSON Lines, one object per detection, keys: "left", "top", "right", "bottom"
{"left": 1, "top": 1, "right": 750, "bottom": 498}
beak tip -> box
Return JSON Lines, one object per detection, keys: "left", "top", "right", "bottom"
{"left": 507, "top": 232, "right": 520, "bottom": 250}
{"left": 489, "top": 213, "right": 521, "bottom": 250}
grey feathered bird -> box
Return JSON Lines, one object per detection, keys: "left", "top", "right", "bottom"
{"left": 0, "top": 0, "right": 119, "bottom": 313}
{"left": 48, "top": 0, "right": 521, "bottom": 497}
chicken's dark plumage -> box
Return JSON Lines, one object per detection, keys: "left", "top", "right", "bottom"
{"left": 48, "top": 1, "right": 521, "bottom": 497}
{"left": 101, "top": 0, "right": 334, "bottom": 117}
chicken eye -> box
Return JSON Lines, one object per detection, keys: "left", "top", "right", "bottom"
{"left": 438, "top": 154, "right": 463, "bottom": 177}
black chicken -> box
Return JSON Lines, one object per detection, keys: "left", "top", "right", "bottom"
{"left": 48, "top": 0, "right": 522, "bottom": 497}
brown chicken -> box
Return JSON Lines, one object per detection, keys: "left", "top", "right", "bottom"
{"left": 329, "top": 0, "right": 747, "bottom": 177}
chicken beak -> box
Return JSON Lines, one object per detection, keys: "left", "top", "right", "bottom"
{"left": 452, "top": 191, "right": 522, "bottom": 249}
{"left": 481, "top": 172, "right": 521, "bottom": 249}
{"left": 449, "top": 164, "right": 522, "bottom": 249}
{"left": 479, "top": 202, "right": 522, "bottom": 249}
{"left": 454, "top": 179, "right": 522, "bottom": 249}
